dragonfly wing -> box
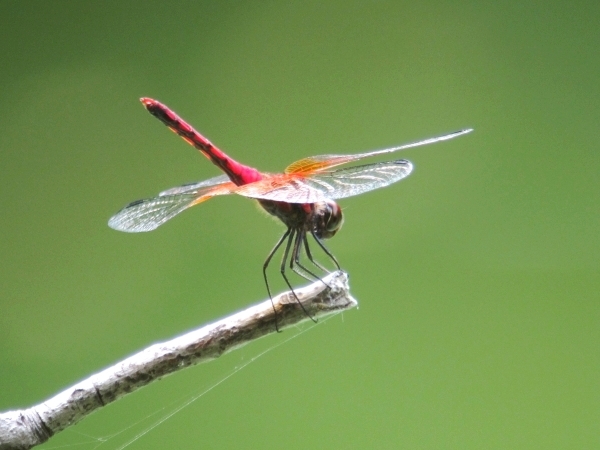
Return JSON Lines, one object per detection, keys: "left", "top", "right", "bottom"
{"left": 285, "top": 129, "right": 472, "bottom": 174}
{"left": 108, "top": 194, "right": 200, "bottom": 232}
{"left": 306, "top": 159, "right": 413, "bottom": 200}
{"left": 234, "top": 159, "right": 412, "bottom": 203}
{"left": 109, "top": 181, "right": 235, "bottom": 232}
{"left": 234, "top": 174, "right": 330, "bottom": 203}
{"left": 159, "top": 174, "right": 230, "bottom": 196}
{"left": 204, "top": 129, "right": 469, "bottom": 204}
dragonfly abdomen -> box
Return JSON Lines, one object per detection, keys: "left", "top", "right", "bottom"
{"left": 140, "top": 98, "right": 262, "bottom": 186}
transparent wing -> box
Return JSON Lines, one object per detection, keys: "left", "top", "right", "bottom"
{"left": 285, "top": 129, "right": 472, "bottom": 174}
{"left": 305, "top": 159, "right": 413, "bottom": 200}
{"left": 109, "top": 180, "right": 235, "bottom": 232}
{"left": 234, "top": 159, "right": 413, "bottom": 203}
{"left": 108, "top": 194, "right": 201, "bottom": 232}
{"left": 233, "top": 173, "right": 327, "bottom": 203}
{"left": 159, "top": 174, "right": 230, "bottom": 196}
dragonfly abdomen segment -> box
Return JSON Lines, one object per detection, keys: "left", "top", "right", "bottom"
{"left": 141, "top": 98, "right": 262, "bottom": 186}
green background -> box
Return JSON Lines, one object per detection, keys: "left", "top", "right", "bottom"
{"left": 1, "top": 1, "right": 598, "bottom": 448}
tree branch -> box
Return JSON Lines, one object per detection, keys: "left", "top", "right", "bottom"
{"left": 0, "top": 271, "right": 356, "bottom": 450}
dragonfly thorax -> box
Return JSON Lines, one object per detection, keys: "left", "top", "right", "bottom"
{"left": 258, "top": 199, "right": 343, "bottom": 239}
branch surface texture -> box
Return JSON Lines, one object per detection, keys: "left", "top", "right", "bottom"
{"left": 0, "top": 271, "right": 356, "bottom": 450}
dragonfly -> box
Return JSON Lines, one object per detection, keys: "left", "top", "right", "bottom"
{"left": 109, "top": 98, "right": 472, "bottom": 327}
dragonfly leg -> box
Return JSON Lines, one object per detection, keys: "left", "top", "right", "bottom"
{"left": 303, "top": 234, "right": 330, "bottom": 273}
{"left": 290, "top": 230, "right": 319, "bottom": 281}
{"left": 264, "top": 228, "right": 291, "bottom": 332}
{"left": 291, "top": 231, "right": 330, "bottom": 288}
{"left": 310, "top": 231, "right": 341, "bottom": 271}
{"left": 280, "top": 229, "right": 318, "bottom": 324}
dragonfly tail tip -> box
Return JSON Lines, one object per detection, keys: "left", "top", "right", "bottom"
{"left": 140, "top": 97, "right": 155, "bottom": 109}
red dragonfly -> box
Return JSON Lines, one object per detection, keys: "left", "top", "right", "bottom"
{"left": 109, "top": 98, "right": 472, "bottom": 323}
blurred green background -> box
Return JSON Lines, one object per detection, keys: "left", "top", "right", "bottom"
{"left": 1, "top": 1, "right": 598, "bottom": 448}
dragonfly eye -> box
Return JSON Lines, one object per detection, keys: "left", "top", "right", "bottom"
{"left": 313, "top": 201, "right": 344, "bottom": 239}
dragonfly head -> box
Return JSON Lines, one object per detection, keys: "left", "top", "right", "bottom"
{"left": 312, "top": 200, "right": 344, "bottom": 239}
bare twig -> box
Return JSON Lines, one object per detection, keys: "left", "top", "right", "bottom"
{"left": 0, "top": 271, "right": 356, "bottom": 450}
